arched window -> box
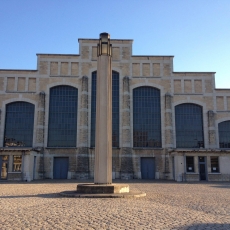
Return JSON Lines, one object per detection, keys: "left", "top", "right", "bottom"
{"left": 48, "top": 85, "right": 78, "bottom": 147}
{"left": 133, "top": 86, "right": 161, "bottom": 147}
{"left": 218, "top": 121, "right": 230, "bottom": 148}
{"left": 90, "top": 71, "right": 119, "bottom": 147}
{"left": 175, "top": 103, "right": 204, "bottom": 148}
{"left": 4, "top": 102, "right": 34, "bottom": 147}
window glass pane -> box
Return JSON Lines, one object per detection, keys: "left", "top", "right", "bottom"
{"left": 211, "top": 157, "right": 219, "bottom": 172}
{"left": 133, "top": 86, "right": 161, "bottom": 147}
{"left": 218, "top": 121, "right": 230, "bottom": 148}
{"left": 175, "top": 103, "right": 204, "bottom": 148}
{"left": 13, "top": 155, "right": 22, "bottom": 172}
{"left": 4, "top": 102, "right": 34, "bottom": 147}
{"left": 90, "top": 71, "right": 119, "bottom": 147}
{"left": 48, "top": 86, "right": 78, "bottom": 147}
{"left": 186, "top": 156, "right": 194, "bottom": 172}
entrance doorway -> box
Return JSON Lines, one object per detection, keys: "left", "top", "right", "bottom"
{"left": 141, "top": 157, "right": 155, "bottom": 179}
{"left": 199, "top": 156, "right": 206, "bottom": 180}
{"left": 53, "top": 157, "right": 69, "bottom": 179}
{"left": 0, "top": 155, "right": 8, "bottom": 180}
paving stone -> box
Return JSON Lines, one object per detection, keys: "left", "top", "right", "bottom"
{"left": 0, "top": 180, "right": 230, "bottom": 229}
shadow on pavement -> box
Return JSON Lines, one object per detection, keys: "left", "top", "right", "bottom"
{"left": 181, "top": 223, "right": 230, "bottom": 230}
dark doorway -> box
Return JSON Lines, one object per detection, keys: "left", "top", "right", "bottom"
{"left": 53, "top": 157, "right": 69, "bottom": 179}
{"left": 141, "top": 157, "right": 155, "bottom": 179}
{"left": 199, "top": 156, "right": 206, "bottom": 180}
{"left": 0, "top": 155, "right": 8, "bottom": 180}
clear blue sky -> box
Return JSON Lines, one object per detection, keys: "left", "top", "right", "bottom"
{"left": 1, "top": 0, "right": 229, "bottom": 88}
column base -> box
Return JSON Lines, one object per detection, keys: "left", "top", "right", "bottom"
{"left": 60, "top": 183, "right": 146, "bottom": 198}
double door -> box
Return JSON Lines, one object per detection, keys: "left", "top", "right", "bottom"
{"left": 141, "top": 157, "right": 155, "bottom": 179}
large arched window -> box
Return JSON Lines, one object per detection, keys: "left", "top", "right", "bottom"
{"left": 133, "top": 86, "right": 161, "bottom": 147}
{"left": 175, "top": 103, "right": 204, "bottom": 148}
{"left": 48, "top": 85, "right": 78, "bottom": 147}
{"left": 4, "top": 102, "right": 34, "bottom": 147}
{"left": 219, "top": 121, "right": 230, "bottom": 148}
{"left": 90, "top": 71, "right": 119, "bottom": 147}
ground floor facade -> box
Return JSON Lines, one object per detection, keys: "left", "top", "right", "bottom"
{"left": 1, "top": 148, "right": 230, "bottom": 182}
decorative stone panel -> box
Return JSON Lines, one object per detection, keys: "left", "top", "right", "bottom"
{"left": 112, "top": 47, "right": 120, "bottom": 60}
{"left": 81, "top": 63, "right": 91, "bottom": 76}
{"left": 81, "top": 46, "right": 89, "bottom": 59}
{"left": 142, "top": 63, "right": 150, "bottom": 76}
{"left": 61, "top": 62, "right": 68, "bottom": 75}
{"left": 184, "top": 80, "right": 192, "bottom": 93}
{"left": 194, "top": 80, "right": 202, "bottom": 93}
{"left": 205, "top": 79, "right": 213, "bottom": 93}
{"left": 7, "top": 77, "right": 15, "bottom": 91}
{"left": 163, "top": 63, "right": 171, "bottom": 76}
{"left": 174, "top": 80, "right": 181, "bottom": 93}
{"left": 17, "top": 77, "right": 25, "bottom": 91}
{"left": 216, "top": 96, "right": 224, "bottom": 111}
{"left": 132, "top": 63, "right": 140, "bottom": 76}
{"left": 91, "top": 46, "right": 97, "bottom": 60}
{"left": 153, "top": 63, "right": 160, "bottom": 76}
{"left": 39, "top": 61, "right": 48, "bottom": 75}
{"left": 121, "top": 63, "right": 130, "bottom": 76}
{"left": 0, "top": 77, "right": 4, "bottom": 90}
{"left": 71, "top": 62, "right": 79, "bottom": 76}
{"left": 122, "top": 47, "right": 130, "bottom": 60}
{"left": 50, "top": 62, "right": 58, "bottom": 75}
{"left": 28, "top": 78, "right": 36, "bottom": 91}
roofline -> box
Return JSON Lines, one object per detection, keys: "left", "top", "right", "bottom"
{"left": 0, "top": 69, "right": 37, "bottom": 72}
{"left": 215, "top": 88, "right": 230, "bottom": 90}
{"left": 36, "top": 53, "right": 80, "bottom": 56}
{"left": 78, "top": 38, "right": 133, "bottom": 42}
{"left": 132, "top": 55, "right": 174, "bottom": 57}
{"left": 173, "top": 71, "right": 216, "bottom": 74}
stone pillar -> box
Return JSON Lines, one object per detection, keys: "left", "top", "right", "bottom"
{"left": 165, "top": 93, "right": 173, "bottom": 147}
{"left": 94, "top": 33, "right": 112, "bottom": 184}
{"left": 164, "top": 93, "right": 173, "bottom": 179}
{"left": 120, "top": 76, "right": 134, "bottom": 179}
{"left": 36, "top": 92, "right": 46, "bottom": 146}
{"left": 76, "top": 76, "right": 89, "bottom": 179}
{"left": 37, "top": 92, "right": 45, "bottom": 179}
{"left": 207, "top": 110, "right": 216, "bottom": 148}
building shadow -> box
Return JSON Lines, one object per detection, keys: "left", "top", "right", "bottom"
{"left": 180, "top": 223, "right": 230, "bottom": 230}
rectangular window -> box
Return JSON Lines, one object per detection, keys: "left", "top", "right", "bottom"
{"left": 186, "top": 156, "right": 194, "bottom": 172}
{"left": 13, "top": 155, "right": 22, "bottom": 172}
{"left": 211, "top": 157, "right": 219, "bottom": 173}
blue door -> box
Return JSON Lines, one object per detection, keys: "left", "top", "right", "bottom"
{"left": 53, "top": 157, "right": 69, "bottom": 179}
{"left": 141, "top": 157, "right": 155, "bottom": 179}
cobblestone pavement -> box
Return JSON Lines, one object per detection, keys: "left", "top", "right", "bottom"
{"left": 0, "top": 180, "right": 230, "bottom": 230}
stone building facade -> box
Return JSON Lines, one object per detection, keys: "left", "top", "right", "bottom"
{"left": 0, "top": 35, "right": 230, "bottom": 182}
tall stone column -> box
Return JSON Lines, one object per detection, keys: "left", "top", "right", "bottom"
{"left": 208, "top": 110, "right": 216, "bottom": 148}
{"left": 120, "top": 76, "right": 134, "bottom": 179}
{"left": 94, "top": 33, "right": 112, "bottom": 184}
{"left": 76, "top": 76, "right": 89, "bottom": 179}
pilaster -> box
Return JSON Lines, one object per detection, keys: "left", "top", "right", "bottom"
{"left": 120, "top": 76, "right": 134, "bottom": 179}
{"left": 207, "top": 110, "right": 216, "bottom": 148}
{"left": 165, "top": 93, "right": 173, "bottom": 148}
{"left": 76, "top": 76, "right": 89, "bottom": 179}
